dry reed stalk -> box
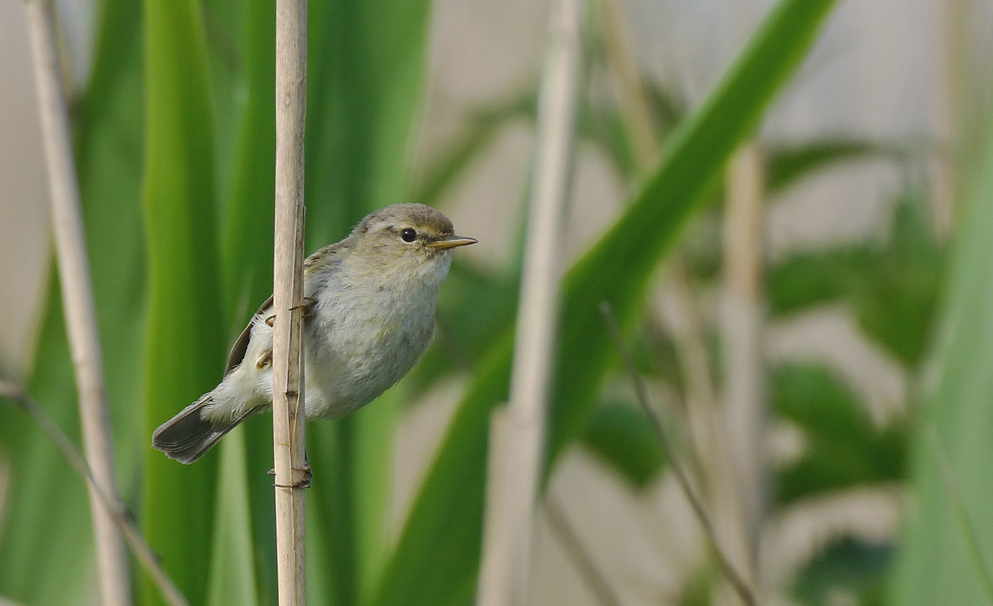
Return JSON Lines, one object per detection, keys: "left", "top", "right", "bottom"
{"left": 24, "top": 1, "right": 130, "bottom": 604}
{"left": 720, "top": 142, "right": 766, "bottom": 575}
{"left": 272, "top": 0, "right": 309, "bottom": 603}
{"left": 925, "top": 0, "right": 965, "bottom": 239}
{"left": 477, "top": 0, "right": 584, "bottom": 603}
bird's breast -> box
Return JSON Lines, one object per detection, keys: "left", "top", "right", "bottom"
{"left": 302, "top": 282, "right": 437, "bottom": 418}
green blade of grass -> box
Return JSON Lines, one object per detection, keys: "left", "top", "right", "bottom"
{"left": 549, "top": 0, "right": 836, "bottom": 456}
{"left": 888, "top": 80, "right": 993, "bottom": 606}
{"left": 209, "top": 0, "right": 279, "bottom": 601}
{"left": 372, "top": 1, "right": 839, "bottom": 604}
{"left": 140, "top": 0, "right": 225, "bottom": 604}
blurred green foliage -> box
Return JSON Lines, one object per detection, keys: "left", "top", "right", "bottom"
{"left": 794, "top": 539, "right": 890, "bottom": 606}
{"left": 768, "top": 191, "right": 943, "bottom": 366}
{"left": 582, "top": 402, "right": 668, "bottom": 488}
{"left": 771, "top": 364, "right": 906, "bottom": 506}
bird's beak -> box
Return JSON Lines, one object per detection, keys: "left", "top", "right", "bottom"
{"left": 428, "top": 235, "right": 478, "bottom": 250}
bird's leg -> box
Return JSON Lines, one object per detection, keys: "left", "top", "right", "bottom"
{"left": 267, "top": 297, "right": 315, "bottom": 327}
{"left": 292, "top": 297, "right": 317, "bottom": 318}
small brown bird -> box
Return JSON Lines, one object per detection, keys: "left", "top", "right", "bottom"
{"left": 152, "top": 203, "right": 476, "bottom": 463}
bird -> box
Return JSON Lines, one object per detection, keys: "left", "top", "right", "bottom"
{"left": 152, "top": 203, "right": 476, "bottom": 464}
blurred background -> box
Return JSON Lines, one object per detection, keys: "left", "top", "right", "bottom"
{"left": 2, "top": 0, "right": 993, "bottom": 605}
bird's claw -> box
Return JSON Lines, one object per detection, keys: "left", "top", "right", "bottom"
{"left": 265, "top": 298, "right": 315, "bottom": 326}
{"left": 292, "top": 297, "right": 317, "bottom": 316}
{"left": 269, "top": 462, "right": 313, "bottom": 489}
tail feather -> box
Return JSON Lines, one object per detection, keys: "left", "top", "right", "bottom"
{"left": 152, "top": 396, "right": 256, "bottom": 464}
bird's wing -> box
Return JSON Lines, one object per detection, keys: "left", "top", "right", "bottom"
{"left": 303, "top": 242, "right": 342, "bottom": 276}
{"left": 225, "top": 295, "right": 273, "bottom": 375}
{"left": 223, "top": 244, "right": 341, "bottom": 375}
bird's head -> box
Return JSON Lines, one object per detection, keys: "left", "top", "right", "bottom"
{"left": 348, "top": 203, "right": 477, "bottom": 286}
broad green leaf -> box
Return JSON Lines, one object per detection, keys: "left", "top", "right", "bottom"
{"left": 549, "top": 0, "right": 836, "bottom": 456}
{"left": 216, "top": 0, "right": 276, "bottom": 319}
{"left": 770, "top": 365, "right": 905, "bottom": 506}
{"left": 207, "top": 0, "right": 279, "bottom": 601}
{"left": 201, "top": 0, "right": 249, "bottom": 202}
{"left": 849, "top": 194, "right": 943, "bottom": 366}
{"left": 372, "top": 1, "right": 839, "bottom": 604}
{"left": 766, "top": 140, "right": 905, "bottom": 193}
{"left": 305, "top": 0, "right": 432, "bottom": 244}
{"left": 889, "top": 74, "right": 993, "bottom": 606}
{"left": 767, "top": 248, "right": 870, "bottom": 316}
{"left": 207, "top": 430, "right": 259, "bottom": 606}
{"left": 141, "top": 1, "right": 225, "bottom": 604}
{"left": 581, "top": 403, "right": 667, "bottom": 488}
{"left": 0, "top": 288, "right": 94, "bottom": 606}
{"left": 306, "top": 398, "right": 400, "bottom": 606}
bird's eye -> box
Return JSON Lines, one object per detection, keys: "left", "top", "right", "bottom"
{"left": 400, "top": 228, "right": 417, "bottom": 243}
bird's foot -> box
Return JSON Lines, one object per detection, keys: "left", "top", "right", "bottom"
{"left": 264, "top": 297, "right": 315, "bottom": 326}
{"left": 292, "top": 297, "right": 317, "bottom": 317}
{"left": 269, "top": 461, "right": 312, "bottom": 489}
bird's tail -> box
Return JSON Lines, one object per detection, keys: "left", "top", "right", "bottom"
{"left": 152, "top": 394, "right": 257, "bottom": 464}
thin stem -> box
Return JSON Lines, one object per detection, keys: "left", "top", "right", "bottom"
{"left": 477, "top": 0, "right": 584, "bottom": 603}
{"left": 597, "top": 0, "right": 658, "bottom": 168}
{"left": 0, "top": 380, "right": 189, "bottom": 606}
{"left": 599, "top": 303, "right": 757, "bottom": 606}
{"left": 272, "top": 0, "right": 308, "bottom": 604}
{"left": 24, "top": 1, "right": 130, "bottom": 604}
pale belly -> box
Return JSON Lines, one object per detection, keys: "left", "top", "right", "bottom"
{"left": 203, "top": 272, "right": 441, "bottom": 425}
{"left": 301, "top": 295, "right": 436, "bottom": 419}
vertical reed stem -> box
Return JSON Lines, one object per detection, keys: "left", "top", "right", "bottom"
{"left": 25, "top": 2, "right": 131, "bottom": 604}
{"left": 273, "top": 0, "right": 308, "bottom": 603}
{"left": 477, "top": 0, "right": 583, "bottom": 603}
{"left": 718, "top": 142, "right": 765, "bottom": 603}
